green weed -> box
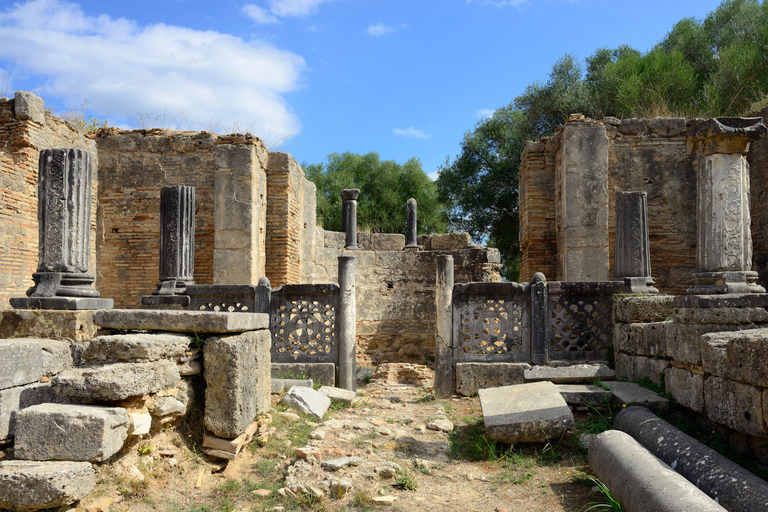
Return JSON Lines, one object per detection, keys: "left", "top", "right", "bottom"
{"left": 581, "top": 477, "right": 623, "bottom": 511}
{"left": 393, "top": 467, "right": 418, "bottom": 491}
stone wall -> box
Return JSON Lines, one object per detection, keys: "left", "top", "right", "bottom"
{"left": 749, "top": 104, "right": 768, "bottom": 287}
{"left": 0, "top": 92, "right": 97, "bottom": 307}
{"left": 520, "top": 115, "right": 705, "bottom": 294}
{"left": 309, "top": 230, "right": 502, "bottom": 365}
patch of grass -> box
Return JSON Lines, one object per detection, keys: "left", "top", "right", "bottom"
{"left": 492, "top": 451, "right": 536, "bottom": 487}
{"left": 574, "top": 400, "right": 617, "bottom": 435}
{"left": 393, "top": 467, "right": 418, "bottom": 491}
{"left": 217, "top": 478, "right": 241, "bottom": 495}
{"left": 351, "top": 489, "right": 374, "bottom": 510}
{"left": 581, "top": 477, "right": 623, "bottom": 511}
{"left": 449, "top": 417, "right": 512, "bottom": 461}
{"left": 137, "top": 443, "right": 154, "bottom": 455}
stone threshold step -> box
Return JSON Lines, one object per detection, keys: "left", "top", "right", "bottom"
{"left": 524, "top": 363, "right": 615, "bottom": 384}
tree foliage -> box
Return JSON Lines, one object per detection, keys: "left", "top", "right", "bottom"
{"left": 304, "top": 152, "right": 447, "bottom": 235}
{"left": 438, "top": 0, "right": 768, "bottom": 281}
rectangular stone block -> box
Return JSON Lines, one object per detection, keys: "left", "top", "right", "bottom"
{"left": 0, "top": 382, "right": 58, "bottom": 441}
{"left": 0, "top": 339, "right": 44, "bottom": 390}
{"left": 454, "top": 363, "right": 530, "bottom": 396}
{"left": 37, "top": 339, "right": 73, "bottom": 377}
{"left": 371, "top": 233, "right": 405, "bottom": 251}
{"left": 613, "top": 296, "right": 675, "bottom": 323}
{"left": 430, "top": 232, "right": 471, "bottom": 251}
{"left": 0, "top": 460, "right": 95, "bottom": 512}
{"left": 673, "top": 307, "right": 768, "bottom": 325}
{"left": 0, "top": 310, "right": 98, "bottom": 343}
{"left": 614, "top": 353, "right": 670, "bottom": 386}
{"left": 271, "top": 363, "right": 335, "bottom": 387}
{"left": 15, "top": 404, "right": 129, "bottom": 462}
{"left": 82, "top": 333, "right": 191, "bottom": 364}
{"left": 665, "top": 367, "right": 704, "bottom": 412}
{"left": 614, "top": 322, "right": 670, "bottom": 357}
{"left": 524, "top": 363, "right": 614, "bottom": 383}
{"left": 479, "top": 381, "right": 574, "bottom": 443}
{"left": 94, "top": 309, "right": 269, "bottom": 334}
{"left": 667, "top": 324, "right": 741, "bottom": 366}
{"left": 205, "top": 330, "right": 271, "bottom": 438}
{"left": 52, "top": 360, "right": 180, "bottom": 402}
{"left": 701, "top": 328, "right": 768, "bottom": 385}
{"left": 705, "top": 376, "right": 766, "bottom": 436}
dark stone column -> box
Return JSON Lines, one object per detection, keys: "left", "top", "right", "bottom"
{"left": 613, "top": 191, "right": 658, "bottom": 294}
{"left": 340, "top": 189, "right": 359, "bottom": 250}
{"left": 405, "top": 198, "right": 418, "bottom": 249}
{"left": 11, "top": 149, "right": 112, "bottom": 310}
{"left": 530, "top": 272, "right": 548, "bottom": 365}
{"left": 687, "top": 117, "right": 767, "bottom": 294}
{"left": 434, "top": 255, "right": 454, "bottom": 398}
{"left": 142, "top": 185, "right": 195, "bottom": 307}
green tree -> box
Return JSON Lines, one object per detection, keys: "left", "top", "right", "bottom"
{"left": 304, "top": 152, "right": 447, "bottom": 235}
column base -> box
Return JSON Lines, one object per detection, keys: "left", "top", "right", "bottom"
{"left": 26, "top": 272, "right": 101, "bottom": 298}
{"left": 10, "top": 297, "right": 113, "bottom": 310}
{"left": 150, "top": 279, "right": 193, "bottom": 296}
{"left": 686, "top": 271, "right": 766, "bottom": 295}
{"left": 614, "top": 277, "right": 659, "bottom": 295}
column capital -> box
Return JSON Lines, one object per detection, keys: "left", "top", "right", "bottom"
{"left": 687, "top": 117, "right": 766, "bottom": 156}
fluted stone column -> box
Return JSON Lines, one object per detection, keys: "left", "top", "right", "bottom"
{"left": 341, "top": 189, "right": 359, "bottom": 250}
{"left": 142, "top": 185, "right": 195, "bottom": 307}
{"left": 337, "top": 255, "right": 357, "bottom": 391}
{"left": 613, "top": 191, "right": 658, "bottom": 294}
{"left": 687, "top": 117, "right": 767, "bottom": 294}
{"left": 405, "top": 198, "right": 419, "bottom": 249}
{"left": 11, "top": 149, "right": 113, "bottom": 310}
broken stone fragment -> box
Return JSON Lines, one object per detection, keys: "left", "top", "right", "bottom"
{"left": 281, "top": 386, "right": 331, "bottom": 420}
{"left": 0, "top": 460, "right": 95, "bottom": 511}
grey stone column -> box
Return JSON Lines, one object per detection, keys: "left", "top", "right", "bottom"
{"left": 613, "top": 191, "right": 658, "bottom": 294}
{"left": 255, "top": 276, "right": 272, "bottom": 314}
{"left": 530, "top": 272, "right": 549, "bottom": 365}
{"left": 337, "top": 255, "right": 357, "bottom": 391}
{"left": 687, "top": 117, "right": 767, "bottom": 294}
{"left": 11, "top": 149, "right": 112, "bottom": 310}
{"left": 340, "top": 189, "right": 359, "bottom": 250}
{"left": 405, "top": 198, "right": 418, "bottom": 249}
{"left": 143, "top": 186, "right": 195, "bottom": 307}
{"left": 434, "top": 255, "right": 454, "bottom": 398}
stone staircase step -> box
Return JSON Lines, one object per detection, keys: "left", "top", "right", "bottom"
{"left": 603, "top": 381, "right": 670, "bottom": 411}
{"left": 555, "top": 384, "right": 611, "bottom": 405}
{"left": 524, "top": 363, "right": 615, "bottom": 383}
{"left": 82, "top": 333, "right": 191, "bottom": 364}
{"left": 94, "top": 309, "right": 268, "bottom": 334}
{"left": 52, "top": 360, "right": 180, "bottom": 402}
{"left": 0, "top": 460, "right": 95, "bottom": 511}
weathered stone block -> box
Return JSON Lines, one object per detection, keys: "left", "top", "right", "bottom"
{"left": 430, "top": 232, "right": 471, "bottom": 251}
{"left": 52, "top": 360, "right": 180, "bottom": 402}
{"left": 318, "top": 386, "right": 357, "bottom": 404}
{"left": 37, "top": 339, "right": 73, "bottom": 376}
{"left": 82, "top": 333, "right": 191, "bottom": 363}
{"left": 323, "top": 230, "right": 346, "bottom": 249}
{"left": 667, "top": 324, "right": 740, "bottom": 365}
{"left": 604, "top": 381, "right": 669, "bottom": 411}
{"left": 147, "top": 396, "right": 185, "bottom": 418}
{"left": 614, "top": 321, "right": 670, "bottom": 357}
{"left": 15, "top": 404, "right": 129, "bottom": 462}
{"left": 281, "top": 386, "right": 331, "bottom": 420}
{"left": 479, "top": 382, "right": 574, "bottom": 443}
{"left": 705, "top": 376, "right": 766, "bottom": 436}
{"left": 0, "top": 382, "right": 58, "bottom": 441}
{"left": 701, "top": 328, "right": 768, "bottom": 385}
{"left": 673, "top": 307, "right": 768, "bottom": 325}
{"left": 614, "top": 353, "right": 669, "bottom": 386}
{"left": 0, "top": 460, "right": 95, "bottom": 511}
{"left": 524, "top": 363, "right": 614, "bottom": 383}
{"left": 555, "top": 384, "right": 611, "bottom": 405}
{"left": 271, "top": 362, "right": 335, "bottom": 387}
{"left": 204, "top": 330, "right": 270, "bottom": 438}
{"left": 454, "top": 362, "right": 530, "bottom": 396}
{"left": 648, "top": 117, "right": 687, "bottom": 137}
{"left": 618, "top": 118, "right": 648, "bottom": 135}
{"left": 371, "top": 233, "right": 405, "bottom": 251}
{"left": 665, "top": 367, "right": 704, "bottom": 412}
{"left": 613, "top": 295, "right": 675, "bottom": 323}
{"left": 0, "top": 310, "right": 98, "bottom": 343}
{"left": 0, "top": 339, "right": 44, "bottom": 390}
{"left": 13, "top": 90, "right": 45, "bottom": 124}
{"left": 94, "top": 309, "right": 269, "bottom": 334}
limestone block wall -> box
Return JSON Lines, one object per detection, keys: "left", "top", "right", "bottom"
{"left": 0, "top": 93, "right": 97, "bottom": 307}
{"left": 614, "top": 296, "right": 768, "bottom": 444}
{"left": 310, "top": 230, "right": 502, "bottom": 365}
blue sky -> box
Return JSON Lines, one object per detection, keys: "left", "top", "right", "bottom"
{"left": 0, "top": 0, "right": 725, "bottom": 178}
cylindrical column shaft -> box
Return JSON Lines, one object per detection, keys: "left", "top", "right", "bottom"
{"left": 405, "top": 198, "right": 418, "bottom": 248}
{"left": 434, "top": 255, "right": 454, "bottom": 398}
{"left": 340, "top": 189, "right": 359, "bottom": 250}
{"left": 337, "top": 255, "right": 357, "bottom": 391}
{"left": 158, "top": 185, "right": 195, "bottom": 291}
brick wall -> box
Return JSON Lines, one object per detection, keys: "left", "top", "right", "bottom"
{"left": 0, "top": 96, "right": 97, "bottom": 308}
{"left": 749, "top": 105, "right": 768, "bottom": 287}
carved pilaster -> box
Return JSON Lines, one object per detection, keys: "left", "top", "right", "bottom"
{"left": 613, "top": 191, "right": 657, "bottom": 294}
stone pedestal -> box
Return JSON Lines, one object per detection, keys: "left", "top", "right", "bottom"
{"left": 613, "top": 191, "right": 658, "bottom": 294}
{"left": 11, "top": 149, "right": 112, "bottom": 310}
{"left": 142, "top": 186, "right": 195, "bottom": 307}
{"left": 405, "top": 198, "right": 418, "bottom": 249}
{"left": 340, "top": 189, "right": 359, "bottom": 251}
{"left": 687, "top": 117, "right": 767, "bottom": 294}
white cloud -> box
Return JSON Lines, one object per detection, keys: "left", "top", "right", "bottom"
{"left": 477, "top": 108, "right": 495, "bottom": 119}
{"left": 393, "top": 127, "right": 429, "bottom": 139}
{"left": 366, "top": 23, "right": 395, "bottom": 37}
{"left": 0, "top": 0, "right": 305, "bottom": 137}
{"left": 243, "top": 0, "right": 330, "bottom": 23}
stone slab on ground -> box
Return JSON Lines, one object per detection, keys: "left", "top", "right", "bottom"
{"left": 0, "top": 310, "right": 98, "bottom": 343}
{"left": 321, "top": 456, "right": 362, "bottom": 471}
{"left": 94, "top": 309, "right": 268, "bottom": 334}
{"left": 52, "top": 360, "right": 181, "bottom": 402}
{"left": 479, "top": 381, "right": 574, "bottom": 443}
{"left": 83, "top": 333, "right": 191, "bottom": 363}
{"left": 454, "top": 362, "right": 530, "bottom": 396}
{"left": 15, "top": 403, "right": 129, "bottom": 462}
{"left": 318, "top": 386, "right": 357, "bottom": 404}
{"left": 524, "top": 363, "right": 615, "bottom": 383}
{"left": 204, "top": 330, "right": 271, "bottom": 439}
{"left": 272, "top": 362, "right": 336, "bottom": 387}
{"left": 0, "top": 460, "right": 95, "bottom": 511}
{"left": 604, "top": 381, "right": 669, "bottom": 411}
{"left": 281, "top": 386, "right": 331, "bottom": 420}
{"left": 555, "top": 384, "right": 611, "bottom": 405}
{"left": 272, "top": 378, "right": 313, "bottom": 394}
{"left": 0, "top": 339, "right": 44, "bottom": 390}
{"left": 0, "top": 382, "right": 59, "bottom": 441}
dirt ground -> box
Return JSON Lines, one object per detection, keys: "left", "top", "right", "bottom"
{"left": 25, "top": 374, "right": 607, "bottom": 512}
